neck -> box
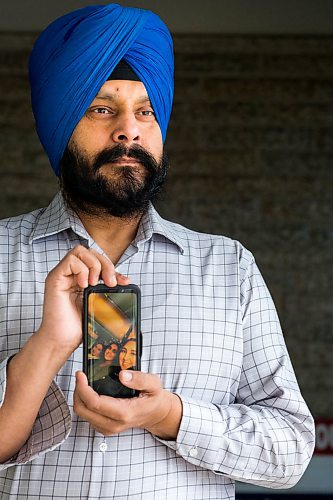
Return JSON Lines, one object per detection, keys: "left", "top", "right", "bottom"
{"left": 77, "top": 210, "right": 142, "bottom": 264}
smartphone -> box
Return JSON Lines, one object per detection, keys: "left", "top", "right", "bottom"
{"left": 83, "top": 283, "right": 141, "bottom": 398}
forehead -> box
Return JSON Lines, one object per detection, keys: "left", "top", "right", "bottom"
{"left": 123, "top": 340, "right": 136, "bottom": 349}
{"left": 94, "top": 79, "right": 150, "bottom": 103}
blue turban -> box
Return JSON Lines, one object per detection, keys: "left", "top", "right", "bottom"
{"left": 29, "top": 4, "right": 174, "bottom": 176}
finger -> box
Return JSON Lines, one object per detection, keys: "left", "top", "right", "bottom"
{"left": 115, "top": 272, "right": 130, "bottom": 285}
{"left": 75, "top": 371, "right": 123, "bottom": 417}
{"left": 74, "top": 372, "right": 109, "bottom": 420}
{"left": 85, "top": 249, "right": 130, "bottom": 287}
{"left": 86, "top": 248, "right": 117, "bottom": 286}
{"left": 49, "top": 252, "right": 90, "bottom": 289}
{"left": 70, "top": 246, "right": 131, "bottom": 287}
{"left": 74, "top": 247, "right": 102, "bottom": 286}
{"left": 74, "top": 372, "right": 131, "bottom": 431}
{"left": 74, "top": 375, "right": 123, "bottom": 434}
{"left": 71, "top": 246, "right": 116, "bottom": 287}
{"left": 74, "top": 371, "right": 101, "bottom": 409}
{"left": 119, "top": 371, "right": 162, "bottom": 394}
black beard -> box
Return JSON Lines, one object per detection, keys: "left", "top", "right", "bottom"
{"left": 59, "top": 143, "right": 168, "bottom": 219}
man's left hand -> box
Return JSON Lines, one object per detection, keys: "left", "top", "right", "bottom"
{"left": 73, "top": 371, "right": 182, "bottom": 440}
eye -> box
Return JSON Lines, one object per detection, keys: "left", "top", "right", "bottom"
{"left": 140, "top": 110, "right": 154, "bottom": 116}
{"left": 93, "top": 107, "right": 111, "bottom": 114}
{"left": 86, "top": 106, "right": 115, "bottom": 119}
{"left": 136, "top": 109, "right": 156, "bottom": 120}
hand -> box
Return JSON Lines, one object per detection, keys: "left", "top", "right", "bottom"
{"left": 36, "top": 245, "right": 129, "bottom": 355}
{"left": 73, "top": 371, "right": 183, "bottom": 440}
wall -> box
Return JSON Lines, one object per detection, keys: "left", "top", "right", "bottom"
{"left": 0, "top": 32, "right": 332, "bottom": 417}
{"left": 2, "top": 0, "right": 333, "bottom": 34}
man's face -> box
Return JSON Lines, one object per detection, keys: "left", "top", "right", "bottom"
{"left": 60, "top": 80, "right": 168, "bottom": 218}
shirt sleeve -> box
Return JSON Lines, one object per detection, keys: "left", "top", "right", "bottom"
{"left": 0, "top": 356, "right": 72, "bottom": 471}
{"left": 156, "top": 254, "right": 315, "bottom": 489}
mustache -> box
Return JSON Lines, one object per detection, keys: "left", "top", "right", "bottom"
{"left": 92, "top": 144, "right": 159, "bottom": 173}
{"left": 60, "top": 142, "right": 169, "bottom": 219}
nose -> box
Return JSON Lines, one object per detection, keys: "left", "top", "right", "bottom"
{"left": 111, "top": 112, "right": 140, "bottom": 144}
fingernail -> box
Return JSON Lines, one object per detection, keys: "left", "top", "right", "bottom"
{"left": 122, "top": 371, "right": 132, "bottom": 382}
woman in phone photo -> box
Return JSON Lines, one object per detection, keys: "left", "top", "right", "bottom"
{"left": 93, "top": 338, "right": 137, "bottom": 397}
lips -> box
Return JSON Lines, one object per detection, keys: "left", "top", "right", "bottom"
{"left": 111, "top": 156, "right": 140, "bottom": 166}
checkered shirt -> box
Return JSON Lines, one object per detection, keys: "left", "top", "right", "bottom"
{"left": 0, "top": 193, "right": 315, "bottom": 499}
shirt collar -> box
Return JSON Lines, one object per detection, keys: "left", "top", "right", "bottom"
{"left": 29, "top": 192, "right": 185, "bottom": 254}
{"left": 135, "top": 204, "right": 185, "bottom": 254}
{"left": 29, "top": 192, "right": 91, "bottom": 244}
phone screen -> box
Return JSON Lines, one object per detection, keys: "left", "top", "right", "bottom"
{"left": 84, "top": 284, "right": 141, "bottom": 398}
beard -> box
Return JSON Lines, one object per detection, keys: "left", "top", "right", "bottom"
{"left": 59, "top": 142, "right": 168, "bottom": 219}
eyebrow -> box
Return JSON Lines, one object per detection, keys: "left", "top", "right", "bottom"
{"left": 94, "top": 93, "right": 152, "bottom": 106}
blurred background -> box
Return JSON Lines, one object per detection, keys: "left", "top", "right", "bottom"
{"left": 1, "top": 1, "right": 333, "bottom": 497}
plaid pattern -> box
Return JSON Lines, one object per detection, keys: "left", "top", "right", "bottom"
{"left": 0, "top": 193, "right": 315, "bottom": 499}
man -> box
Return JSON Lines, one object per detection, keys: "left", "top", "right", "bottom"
{"left": 0, "top": 4, "right": 315, "bottom": 499}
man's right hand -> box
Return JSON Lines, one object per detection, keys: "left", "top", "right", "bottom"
{"left": 36, "top": 245, "right": 129, "bottom": 357}
{"left": 0, "top": 245, "right": 129, "bottom": 463}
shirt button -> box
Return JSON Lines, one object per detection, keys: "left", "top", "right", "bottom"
{"left": 99, "top": 442, "right": 108, "bottom": 452}
{"left": 189, "top": 446, "right": 198, "bottom": 458}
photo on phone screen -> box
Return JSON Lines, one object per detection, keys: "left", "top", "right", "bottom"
{"left": 83, "top": 284, "right": 141, "bottom": 398}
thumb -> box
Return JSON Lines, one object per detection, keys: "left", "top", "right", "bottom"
{"left": 119, "top": 370, "right": 162, "bottom": 393}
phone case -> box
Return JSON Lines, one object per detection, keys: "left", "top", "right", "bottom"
{"left": 83, "top": 283, "right": 141, "bottom": 398}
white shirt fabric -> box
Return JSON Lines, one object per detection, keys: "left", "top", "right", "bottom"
{"left": 0, "top": 193, "right": 315, "bottom": 499}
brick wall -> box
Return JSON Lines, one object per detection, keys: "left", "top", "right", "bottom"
{"left": 1, "top": 33, "right": 332, "bottom": 417}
